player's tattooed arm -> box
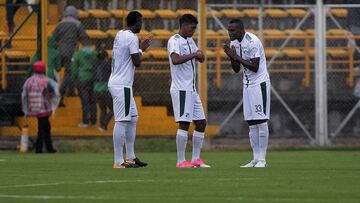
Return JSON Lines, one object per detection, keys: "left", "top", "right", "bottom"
{"left": 223, "top": 44, "right": 260, "bottom": 73}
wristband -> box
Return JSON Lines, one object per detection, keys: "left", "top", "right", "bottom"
{"left": 139, "top": 49, "right": 143, "bottom": 55}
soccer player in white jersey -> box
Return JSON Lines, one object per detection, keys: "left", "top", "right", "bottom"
{"left": 223, "top": 19, "right": 271, "bottom": 168}
{"left": 108, "top": 11, "right": 152, "bottom": 169}
{"left": 167, "top": 14, "right": 210, "bottom": 168}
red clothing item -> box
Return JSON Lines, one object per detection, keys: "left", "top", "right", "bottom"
{"left": 22, "top": 74, "right": 60, "bottom": 117}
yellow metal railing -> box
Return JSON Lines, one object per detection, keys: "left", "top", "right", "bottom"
{"left": 1, "top": 33, "right": 360, "bottom": 91}
{"left": 0, "top": 36, "right": 35, "bottom": 90}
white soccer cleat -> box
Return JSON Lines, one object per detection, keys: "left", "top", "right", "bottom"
{"left": 254, "top": 160, "right": 266, "bottom": 168}
{"left": 240, "top": 160, "right": 257, "bottom": 168}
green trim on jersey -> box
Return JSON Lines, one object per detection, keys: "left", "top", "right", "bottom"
{"left": 260, "top": 82, "right": 267, "bottom": 115}
{"left": 124, "top": 87, "right": 131, "bottom": 117}
{"left": 179, "top": 90, "right": 186, "bottom": 117}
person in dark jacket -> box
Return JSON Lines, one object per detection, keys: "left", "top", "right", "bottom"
{"left": 27, "top": 36, "right": 62, "bottom": 81}
{"left": 71, "top": 39, "right": 97, "bottom": 127}
{"left": 21, "top": 61, "right": 60, "bottom": 153}
{"left": 93, "top": 48, "right": 113, "bottom": 131}
{"left": 53, "top": 5, "right": 88, "bottom": 106}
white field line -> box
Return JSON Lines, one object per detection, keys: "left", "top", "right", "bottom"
{"left": 0, "top": 176, "right": 334, "bottom": 190}
{"left": 0, "top": 194, "right": 115, "bottom": 200}
{"left": 0, "top": 177, "right": 266, "bottom": 189}
{"left": 0, "top": 179, "right": 152, "bottom": 189}
{"left": 0, "top": 194, "right": 343, "bottom": 201}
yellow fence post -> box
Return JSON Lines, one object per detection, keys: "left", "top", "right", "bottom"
{"left": 303, "top": 37, "right": 311, "bottom": 87}
{"left": 122, "top": 0, "right": 126, "bottom": 29}
{"left": 215, "top": 38, "right": 221, "bottom": 88}
{"left": 1, "top": 38, "right": 6, "bottom": 90}
{"left": 199, "top": 0, "right": 207, "bottom": 114}
{"left": 347, "top": 37, "right": 354, "bottom": 87}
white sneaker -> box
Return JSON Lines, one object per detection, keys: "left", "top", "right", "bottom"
{"left": 78, "top": 123, "right": 89, "bottom": 128}
{"left": 98, "top": 127, "right": 106, "bottom": 132}
{"left": 254, "top": 160, "right": 266, "bottom": 168}
{"left": 240, "top": 160, "right": 257, "bottom": 168}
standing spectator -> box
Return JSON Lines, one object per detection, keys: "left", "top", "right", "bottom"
{"left": 71, "top": 39, "right": 97, "bottom": 128}
{"left": 93, "top": 48, "right": 113, "bottom": 131}
{"left": 53, "top": 5, "right": 88, "bottom": 107}
{"left": 21, "top": 61, "right": 60, "bottom": 153}
{"left": 6, "top": 0, "right": 27, "bottom": 35}
{"left": 27, "top": 36, "right": 62, "bottom": 82}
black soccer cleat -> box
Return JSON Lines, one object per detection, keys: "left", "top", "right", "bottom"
{"left": 133, "top": 157, "right": 148, "bottom": 167}
{"left": 124, "top": 159, "right": 141, "bottom": 168}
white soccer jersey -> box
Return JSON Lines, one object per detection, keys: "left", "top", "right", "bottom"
{"left": 108, "top": 30, "right": 140, "bottom": 87}
{"left": 230, "top": 32, "right": 269, "bottom": 87}
{"left": 167, "top": 34, "right": 199, "bottom": 91}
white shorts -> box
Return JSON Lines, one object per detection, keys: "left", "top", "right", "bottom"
{"left": 109, "top": 86, "right": 138, "bottom": 122}
{"left": 243, "top": 81, "right": 271, "bottom": 121}
{"left": 170, "top": 90, "right": 206, "bottom": 122}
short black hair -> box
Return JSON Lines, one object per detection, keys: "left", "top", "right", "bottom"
{"left": 179, "top": 14, "right": 198, "bottom": 26}
{"left": 229, "top": 19, "right": 244, "bottom": 31}
{"left": 126, "top": 11, "right": 142, "bottom": 26}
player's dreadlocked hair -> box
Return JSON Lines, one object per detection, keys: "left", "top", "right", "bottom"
{"left": 126, "top": 11, "right": 142, "bottom": 26}
{"left": 229, "top": 19, "right": 245, "bottom": 31}
{"left": 179, "top": 14, "right": 198, "bottom": 27}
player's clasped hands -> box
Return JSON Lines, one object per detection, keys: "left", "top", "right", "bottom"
{"left": 139, "top": 35, "right": 153, "bottom": 52}
{"left": 223, "top": 44, "right": 237, "bottom": 60}
{"left": 194, "top": 50, "right": 205, "bottom": 62}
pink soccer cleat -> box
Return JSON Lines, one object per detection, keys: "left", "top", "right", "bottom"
{"left": 176, "top": 161, "right": 194, "bottom": 168}
{"left": 191, "top": 158, "right": 211, "bottom": 168}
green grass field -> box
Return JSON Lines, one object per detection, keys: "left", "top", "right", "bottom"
{"left": 0, "top": 150, "right": 359, "bottom": 203}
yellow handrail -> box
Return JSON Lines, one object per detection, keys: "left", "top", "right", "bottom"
{"left": 1, "top": 33, "right": 360, "bottom": 91}
{"left": 1, "top": 39, "right": 6, "bottom": 90}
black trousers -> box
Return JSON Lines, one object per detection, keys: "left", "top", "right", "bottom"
{"left": 95, "top": 92, "right": 113, "bottom": 129}
{"left": 60, "top": 55, "right": 76, "bottom": 98}
{"left": 35, "top": 116, "right": 55, "bottom": 153}
{"left": 78, "top": 81, "right": 97, "bottom": 125}
{"left": 6, "top": 0, "right": 26, "bottom": 32}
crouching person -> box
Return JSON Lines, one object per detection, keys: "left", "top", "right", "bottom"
{"left": 21, "top": 61, "right": 60, "bottom": 153}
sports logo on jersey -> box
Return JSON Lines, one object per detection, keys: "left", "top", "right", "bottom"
{"left": 245, "top": 34, "right": 252, "bottom": 41}
{"left": 185, "top": 113, "right": 190, "bottom": 118}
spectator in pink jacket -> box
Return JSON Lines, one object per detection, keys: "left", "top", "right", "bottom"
{"left": 21, "top": 61, "right": 60, "bottom": 153}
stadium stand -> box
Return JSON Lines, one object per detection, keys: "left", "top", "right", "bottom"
{"left": 1, "top": 1, "right": 359, "bottom": 138}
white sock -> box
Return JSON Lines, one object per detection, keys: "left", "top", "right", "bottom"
{"left": 258, "top": 122, "right": 269, "bottom": 162}
{"left": 125, "top": 116, "right": 137, "bottom": 160}
{"left": 249, "top": 125, "right": 260, "bottom": 161}
{"left": 113, "top": 121, "right": 126, "bottom": 165}
{"left": 176, "top": 129, "right": 188, "bottom": 164}
{"left": 191, "top": 131, "right": 205, "bottom": 162}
